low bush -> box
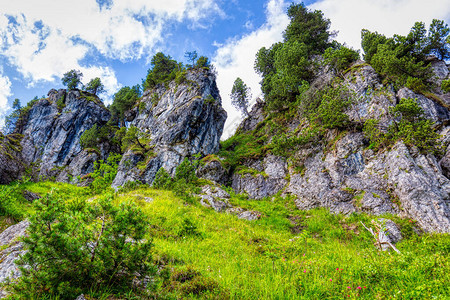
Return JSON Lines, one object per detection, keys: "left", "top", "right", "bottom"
{"left": 8, "top": 191, "right": 155, "bottom": 298}
{"left": 363, "top": 98, "right": 440, "bottom": 153}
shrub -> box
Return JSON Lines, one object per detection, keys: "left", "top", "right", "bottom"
{"left": 441, "top": 78, "right": 450, "bottom": 93}
{"left": 152, "top": 167, "right": 173, "bottom": 190}
{"left": 9, "top": 191, "right": 155, "bottom": 298}
{"left": 90, "top": 153, "right": 122, "bottom": 194}
{"left": 322, "top": 44, "right": 360, "bottom": 74}
{"left": 363, "top": 98, "right": 440, "bottom": 153}
{"left": 313, "top": 85, "right": 352, "bottom": 129}
{"left": 406, "top": 76, "right": 428, "bottom": 93}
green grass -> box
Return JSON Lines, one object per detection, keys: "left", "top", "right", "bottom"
{"left": 0, "top": 182, "right": 449, "bottom": 299}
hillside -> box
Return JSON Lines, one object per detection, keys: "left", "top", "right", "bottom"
{"left": 0, "top": 2, "right": 449, "bottom": 299}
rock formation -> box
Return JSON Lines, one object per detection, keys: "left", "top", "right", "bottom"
{"left": 0, "top": 134, "right": 25, "bottom": 184}
{"left": 231, "top": 61, "right": 450, "bottom": 233}
{"left": 112, "top": 68, "right": 227, "bottom": 188}
{"left": 14, "top": 89, "right": 111, "bottom": 181}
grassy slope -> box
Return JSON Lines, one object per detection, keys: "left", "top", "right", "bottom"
{"left": 3, "top": 181, "right": 448, "bottom": 299}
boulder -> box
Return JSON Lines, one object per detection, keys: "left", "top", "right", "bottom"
{"left": 196, "top": 160, "right": 228, "bottom": 185}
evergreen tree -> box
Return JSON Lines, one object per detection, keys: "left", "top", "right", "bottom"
{"left": 85, "top": 77, "right": 105, "bottom": 96}
{"left": 62, "top": 70, "right": 83, "bottom": 90}
{"left": 3, "top": 99, "right": 21, "bottom": 134}
{"left": 230, "top": 77, "right": 251, "bottom": 116}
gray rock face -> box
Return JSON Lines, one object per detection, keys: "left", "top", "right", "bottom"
{"left": 397, "top": 87, "right": 450, "bottom": 127}
{"left": 0, "top": 220, "right": 29, "bottom": 294}
{"left": 112, "top": 69, "right": 227, "bottom": 188}
{"left": 236, "top": 98, "right": 265, "bottom": 133}
{"left": 344, "top": 62, "right": 396, "bottom": 127}
{"left": 285, "top": 134, "right": 450, "bottom": 232}
{"left": 17, "top": 89, "right": 111, "bottom": 180}
{"left": 196, "top": 160, "right": 229, "bottom": 185}
{"left": 0, "top": 134, "right": 25, "bottom": 184}
{"left": 232, "top": 155, "right": 287, "bottom": 199}
{"left": 230, "top": 59, "right": 450, "bottom": 233}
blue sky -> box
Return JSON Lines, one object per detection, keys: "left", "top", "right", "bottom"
{"left": 0, "top": 0, "right": 449, "bottom": 138}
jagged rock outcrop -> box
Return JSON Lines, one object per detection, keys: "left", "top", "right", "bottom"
{"left": 236, "top": 98, "right": 265, "bottom": 133}
{"left": 0, "top": 134, "right": 25, "bottom": 184}
{"left": 112, "top": 69, "right": 227, "bottom": 188}
{"left": 15, "top": 89, "right": 111, "bottom": 181}
{"left": 343, "top": 62, "right": 396, "bottom": 127}
{"left": 231, "top": 60, "right": 450, "bottom": 233}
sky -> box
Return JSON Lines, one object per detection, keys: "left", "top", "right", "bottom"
{"left": 0, "top": 0, "right": 449, "bottom": 138}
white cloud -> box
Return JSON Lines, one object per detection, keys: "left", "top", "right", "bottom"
{"left": 80, "top": 66, "right": 120, "bottom": 105}
{"left": 311, "top": 0, "right": 450, "bottom": 51}
{"left": 0, "top": 0, "right": 224, "bottom": 62}
{"left": 0, "top": 0, "right": 225, "bottom": 120}
{"left": 0, "top": 72, "right": 12, "bottom": 129}
{"left": 213, "top": 0, "right": 289, "bottom": 139}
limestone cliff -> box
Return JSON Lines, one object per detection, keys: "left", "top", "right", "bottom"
{"left": 230, "top": 60, "right": 450, "bottom": 233}
{"left": 111, "top": 68, "right": 227, "bottom": 187}
{"left": 14, "top": 89, "right": 111, "bottom": 181}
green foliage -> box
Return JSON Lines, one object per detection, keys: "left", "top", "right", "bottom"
{"left": 441, "top": 78, "right": 450, "bottom": 93}
{"left": 174, "top": 158, "right": 197, "bottom": 184}
{"left": 427, "top": 19, "right": 450, "bottom": 60}
{"left": 61, "top": 69, "right": 83, "bottom": 90}
{"left": 361, "top": 19, "right": 450, "bottom": 90}
{"left": 184, "top": 51, "right": 198, "bottom": 67}
{"left": 79, "top": 123, "right": 110, "bottom": 150}
{"left": 406, "top": 76, "right": 428, "bottom": 93}
{"left": 152, "top": 167, "right": 173, "bottom": 190}
{"left": 90, "top": 153, "right": 122, "bottom": 194}
{"left": 3, "top": 99, "right": 21, "bottom": 134}
{"left": 56, "top": 95, "right": 65, "bottom": 111}
{"left": 143, "top": 52, "right": 182, "bottom": 90}
{"left": 322, "top": 44, "right": 360, "bottom": 74}
{"left": 194, "top": 56, "right": 210, "bottom": 69}
{"left": 175, "top": 70, "right": 187, "bottom": 85}
{"left": 9, "top": 191, "right": 155, "bottom": 298}
{"left": 312, "top": 85, "right": 353, "bottom": 129}
{"left": 85, "top": 77, "right": 105, "bottom": 96}
{"left": 230, "top": 77, "right": 251, "bottom": 116}
{"left": 109, "top": 85, "right": 141, "bottom": 127}
{"left": 363, "top": 98, "right": 440, "bottom": 153}
{"left": 283, "top": 3, "right": 332, "bottom": 54}
{"left": 121, "top": 125, "right": 151, "bottom": 153}
{"left": 178, "top": 218, "right": 202, "bottom": 238}
{"left": 271, "top": 127, "right": 318, "bottom": 157}
{"left": 150, "top": 93, "right": 160, "bottom": 106}
{"left": 219, "top": 131, "right": 268, "bottom": 171}
{"left": 152, "top": 159, "right": 200, "bottom": 203}
{"left": 370, "top": 43, "right": 431, "bottom": 89}
{"left": 254, "top": 3, "right": 332, "bottom": 111}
